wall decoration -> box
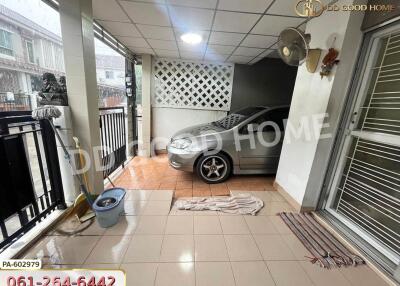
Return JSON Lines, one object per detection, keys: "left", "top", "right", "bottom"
{"left": 152, "top": 58, "right": 234, "bottom": 111}
{"left": 320, "top": 48, "right": 340, "bottom": 78}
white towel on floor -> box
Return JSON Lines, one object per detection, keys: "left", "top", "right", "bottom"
{"left": 174, "top": 193, "right": 263, "bottom": 215}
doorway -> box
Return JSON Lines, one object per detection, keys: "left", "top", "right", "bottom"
{"left": 322, "top": 23, "right": 400, "bottom": 280}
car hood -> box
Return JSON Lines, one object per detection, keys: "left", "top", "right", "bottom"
{"left": 171, "top": 123, "right": 224, "bottom": 140}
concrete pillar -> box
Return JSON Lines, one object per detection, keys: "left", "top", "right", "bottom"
{"left": 140, "top": 54, "right": 152, "bottom": 157}
{"left": 59, "top": 0, "right": 103, "bottom": 194}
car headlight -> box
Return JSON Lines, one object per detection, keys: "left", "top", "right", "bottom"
{"left": 170, "top": 138, "right": 192, "bottom": 149}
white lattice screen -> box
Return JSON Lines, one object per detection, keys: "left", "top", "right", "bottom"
{"left": 152, "top": 58, "right": 234, "bottom": 111}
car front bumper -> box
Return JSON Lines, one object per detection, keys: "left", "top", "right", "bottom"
{"left": 167, "top": 144, "right": 201, "bottom": 172}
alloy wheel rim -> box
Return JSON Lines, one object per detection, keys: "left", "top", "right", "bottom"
{"left": 200, "top": 156, "right": 227, "bottom": 182}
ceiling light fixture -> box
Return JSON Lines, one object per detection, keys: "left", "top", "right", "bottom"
{"left": 181, "top": 33, "right": 202, "bottom": 45}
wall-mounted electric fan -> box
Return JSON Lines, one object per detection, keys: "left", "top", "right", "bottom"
{"left": 278, "top": 27, "right": 321, "bottom": 73}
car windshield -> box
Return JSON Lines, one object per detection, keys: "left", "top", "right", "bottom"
{"left": 212, "top": 107, "right": 265, "bottom": 129}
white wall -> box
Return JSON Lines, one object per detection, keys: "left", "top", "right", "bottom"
{"left": 275, "top": 0, "right": 366, "bottom": 207}
{"left": 152, "top": 107, "right": 227, "bottom": 150}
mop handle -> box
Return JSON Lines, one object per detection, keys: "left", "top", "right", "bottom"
{"left": 47, "top": 119, "right": 94, "bottom": 207}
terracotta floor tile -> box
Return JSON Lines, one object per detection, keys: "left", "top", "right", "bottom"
{"left": 176, "top": 181, "right": 193, "bottom": 189}
{"left": 159, "top": 182, "right": 177, "bottom": 189}
{"left": 211, "top": 189, "right": 230, "bottom": 196}
{"left": 174, "top": 189, "right": 193, "bottom": 198}
{"left": 193, "top": 189, "right": 212, "bottom": 197}
{"left": 112, "top": 156, "right": 274, "bottom": 198}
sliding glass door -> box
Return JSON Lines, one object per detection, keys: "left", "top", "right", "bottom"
{"left": 325, "top": 24, "right": 400, "bottom": 278}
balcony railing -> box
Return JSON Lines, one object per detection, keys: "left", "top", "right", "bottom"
{"left": 0, "top": 112, "right": 66, "bottom": 252}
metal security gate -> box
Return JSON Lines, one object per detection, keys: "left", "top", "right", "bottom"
{"left": 99, "top": 107, "right": 127, "bottom": 178}
{"left": 323, "top": 24, "right": 400, "bottom": 279}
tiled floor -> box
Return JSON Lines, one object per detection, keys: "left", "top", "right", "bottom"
{"left": 21, "top": 189, "right": 389, "bottom": 286}
{"left": 111, "top": 155, "right": 275, "bottom": 198}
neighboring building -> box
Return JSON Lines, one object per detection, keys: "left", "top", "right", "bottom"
{"left": 95, "top": 54, "right": 125, "bottom": 88}
{"left": 95, "top": 54, "right": 126, "bottom": 107}
{"left": 0, "top": 4, "right": 65, "bottom": 95}
{"left": 0, "top": 3, "right": 126, "bottom": 110}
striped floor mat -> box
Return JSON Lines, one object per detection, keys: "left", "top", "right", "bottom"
{"left": 279, "top": 212, "right": 365, "bottom": 268}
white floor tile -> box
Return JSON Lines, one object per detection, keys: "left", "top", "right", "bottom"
{"left": 195, "top": 262, "right": 235, "bottom": 286}
{"left": 300, "top": 261, "right": 351, "bottom": 286}
{"left": 224, "top": 235, "right": 262, "bottom": 261}
{"left": 85, "top": 236, "right": 131, "bottom": 264}
{"left": 281, "top": 234, "right": 311, "bottom": 261}
{"left": 254, "top": 234, "right": 296, "bottom": 260}
{"left": 219, "top": 216, "right": 250, "bottom": 234}
{"left": 231, "top": 261, "right": 275, "bottom": 286}
{"left": 339, "top": 265, "right": 389, "bottom": 286}
{"left": 160, "top": 235, "right": 194, "bottom": 262}
{"left": 125, "top": 190, "right": 152, "bottom": 201}
{"left": 104, "top": 216, "right": 139, "bottom": 236}
{"left": 194, "top": 235, "right": 229, "bottom": 262}
{"left": 142, "top": 201, "right": 171, "bottom": 215}
{"left": 194, "top": 216, "right": 222, "bottom": 234}
{"left": 120, "top": 263, "right": 158, "bottom": 286}
{"left": 267, "top": 260, "right": 314, "bottom": 286}
{"left": 149, "top": 190, "right": 173, "bottom": 201}
{"left": 51, "top": 236, "right": 99, "bottom": 265}
{"left": 123, "top": 235, "right": 163, "bottom": 263}
{"left": 155, "top": 263, "right": 195, "bottom": 286}
{"left": 135, "top": 216, "right": 167, "bottom": 234}
{"left": 244, "top": 216, "right": 279, "bottom": 234}
{"left": 124, "top": 200, "right": 148, "bottom": 215}
{"left": 165, "top": 216, "right": 193, "bottom": 234}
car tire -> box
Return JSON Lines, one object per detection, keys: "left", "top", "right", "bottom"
{"left": 196, "top": 153, "right": 232, "bottom": 184}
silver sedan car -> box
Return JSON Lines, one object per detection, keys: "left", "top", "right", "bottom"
{"left": 167, "top": 106, "right": 289, "bottom": 183}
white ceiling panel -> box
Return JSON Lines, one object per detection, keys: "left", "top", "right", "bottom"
{"left": 93, "top": 0, "right": 130, "bottom": 22}
{"left": 204, "top": 52, "right": 229, "bottom": 62}
{"left": 218, "top": 0, "right": 273, "bottom": 13}
{"left": 207, "top": 44, "right": 235, "bottom": 54}
{"left": 228, "top": 55, "right": 254, "bottom": 64}
{"left": 93, "top": 0, "right": 308, "bottom": 64}
{"left": 120, "top": 1, "right": 171, "bottom": 26}
{"left": 137, "top": 25, "right": 175, "bottom": 40}
{"left": 241, "top": 34, "right": 277, "bottom": 48}
{"left": 213, "top": 11, "right": 260, "bottom": 33}
{"left": 169, "top": 6, "right": 214, "bottom": 30}
{"left": 178, "top": 42, "right": 207, "bottom": 53}
{"left": 117, "top": 36, "right": 150, "bottom": 48}
{"left": 155, "top": 49, "right": 180, "bottom": 57}
{"left": 208, "top": 32, "right": 246, "bottom": 46}
{"left": 167, "top": 0, "right": 217, "bottom": 9}
{"left": 234, "top": 47, "right": 264, "bottom": 57}
{"left": 97, "top": 20, "right": 141, "bottom": 37}
{"left": 180, "top": 51, "right": 203, "bottom": 60}
{"left": 147, "top": 39, "right": 178, "bottom": 50}
{"left": 251, "top": 15, "right": 304, "bottom": 35}
{"left": 129, "top": 47, "right": 155, "bottom": 54}
{"left": 267, "top": 0, "right": 299, "bottom": 17}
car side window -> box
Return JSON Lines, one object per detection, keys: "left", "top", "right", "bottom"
{"left": 249, "top": 108, "right": 289, "bottom": 132}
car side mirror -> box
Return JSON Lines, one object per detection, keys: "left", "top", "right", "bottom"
{"left": 247, "top": 123, "right": 259, "bottom": 133}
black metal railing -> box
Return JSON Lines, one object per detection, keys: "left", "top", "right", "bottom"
{"left": 99, "top": 107, "right": 127, "bottom": 178}
{"left": 0, "top": 111, "right": 65, "bottom": 252}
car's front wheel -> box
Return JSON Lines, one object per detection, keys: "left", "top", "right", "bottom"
{"left": 196, "top": 153, "right": 231, "bottom": 184}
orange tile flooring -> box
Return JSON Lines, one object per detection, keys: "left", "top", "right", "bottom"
{"left": 112, "top": 155, "right": 275, "bottom": 198}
